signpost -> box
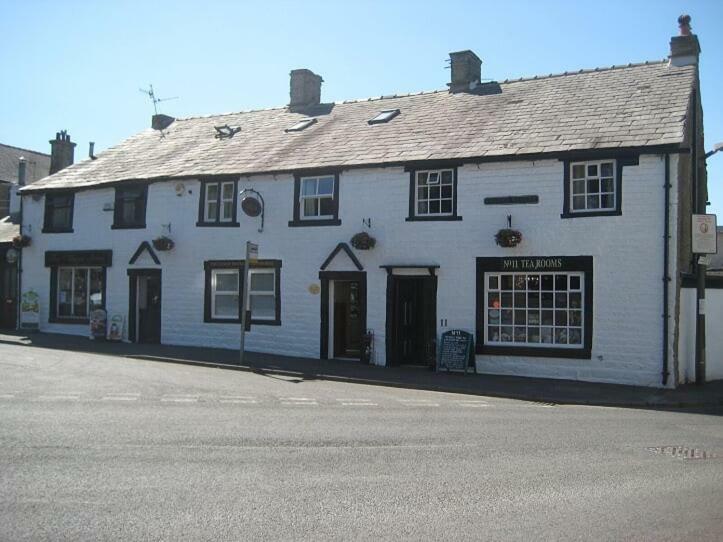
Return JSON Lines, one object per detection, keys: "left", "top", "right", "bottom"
{"left": 239, "top": 241, "right": 258, "bottom": 365}
{"left": 692, "top": 214, "right": 717, "bottom": 385}
{"left": 437, "top": 330, "right": 474, "bottom": 373}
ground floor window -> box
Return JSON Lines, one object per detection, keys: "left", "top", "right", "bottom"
{"left": 204, "top": 260, "right": 281, "bottom": 325}
{"left": 476, "top": 257, "right": 593, "bottom": 359}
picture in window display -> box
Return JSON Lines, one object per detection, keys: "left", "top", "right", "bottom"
{"left": 485, "top": 272, "right": 583, "bottom": 347}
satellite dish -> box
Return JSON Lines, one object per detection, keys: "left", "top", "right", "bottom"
{"left": 241, "top": 194, "right": 262, "bottom": 217}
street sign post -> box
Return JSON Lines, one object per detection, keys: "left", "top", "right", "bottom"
{"left": 239, "top": 241, "right": 258, "bottom": 365}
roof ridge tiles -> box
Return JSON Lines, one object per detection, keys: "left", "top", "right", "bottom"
{"left": 0, "top": 143, "right": 51, "bottom": 157}
{"left": 500, "top": 58, "right": 668, "bottom": 83}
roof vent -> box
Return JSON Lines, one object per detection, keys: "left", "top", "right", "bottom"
{"left": 368, "top": 109, "right": 400, "bottom": 125}
{"left": 214, "top": 125, "right": 241, "bottom": 139}
{"left": 285, "top": 118, "right": 317, "bottom": 132}
{"left": 152, "top": 114, "right": 175, "bottom": 130}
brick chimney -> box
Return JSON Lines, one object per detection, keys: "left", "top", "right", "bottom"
{"left": 448, "top": 50, "right": 482, "bottom": 93}
{"left": 289, "top": 69, "right": 323, "bottom": 110}
{"left": 49, "top": 130, "right": 76, "bottom": 174}
{"left": 669, "top": 14, "right": 701, "bottom": 67}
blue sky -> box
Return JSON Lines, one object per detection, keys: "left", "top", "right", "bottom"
{"left": 2, "top": 0, "right": 722, "bottom": 213}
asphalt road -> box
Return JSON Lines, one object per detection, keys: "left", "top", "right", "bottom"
{"left": 0, "top": 342, "right": 722, "bottom": 541}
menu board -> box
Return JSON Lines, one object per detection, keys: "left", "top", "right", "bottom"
{"left": 437, "top": 330, "right": 474, "bottom": 373}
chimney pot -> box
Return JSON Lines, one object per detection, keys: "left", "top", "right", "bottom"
{"left": 48, "top": 130, "right": 76, "bottom": 174}
{"left": 17, "top": 157, "right": 27, "bottom": 187}
{"left": 448, "top": 50, "right": 482, "bottom": 93}
{"left": 669, "top": 15, "right": 700, "bottom": 67}
{"left": 289, "top": 69, "right": 323, "bottom": 110}
{"left": 89, "top": 142, "right": 96, "bottom": 159}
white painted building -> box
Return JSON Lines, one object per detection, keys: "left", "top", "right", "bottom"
{"left": 18, "top": 21, "right": 714, "bottom": 387}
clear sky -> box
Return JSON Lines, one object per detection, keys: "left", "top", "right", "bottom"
{"left": 2, "top": 0, "right": 722, "bottom": 213}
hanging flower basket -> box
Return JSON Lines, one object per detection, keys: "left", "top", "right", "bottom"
{"left": 350, "top": 232, "right": 376, "bottom": 250}
{"left": 152, "top": 236, "right": 175, "bottom": 251}
{"left": 11, "top": 234, "right": 31, "bottom": 249}
{"left": 494, "top": 228, "right": 522, "bottom": 248}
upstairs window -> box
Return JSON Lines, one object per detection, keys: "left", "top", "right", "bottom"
{"left": 43, "top": 192, "right": 74, "bottom": 233}
{"left": 407, "top": 167, "right": 461, "bottom": 221}
{"left": 198, "top": 178, "right": 238, "bottom": 227}
{"left": 289, "top": 172, "right": 341, "bottom": 227}
{"left": 368, "top": 109, "right": 400, "bottom": 125}
{"left": 570, "top": 161, "right": 616, "bottom": 212}
{"left": 113, "top": 184, "right": 147, "bottom": 229}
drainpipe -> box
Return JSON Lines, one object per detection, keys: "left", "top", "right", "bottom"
{"left": 662, "top": 154, "right": 671, "bottom": 386}
{"left": 16, "top": 158, "right": 26, "bottom": 331}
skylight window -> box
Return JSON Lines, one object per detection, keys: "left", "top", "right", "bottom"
{"left": 368, "top": 109, "right": 400, "bottom": 125}
{"left": 285, "top": 118, "right": 317, "bottom": 132}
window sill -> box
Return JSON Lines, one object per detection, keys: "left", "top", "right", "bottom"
{"left": 476, "top": 344, "right": 591, "bottom": 360}
{"left": 560, "top": 210, "right": 621, "bottom": 219}
{"left": 406, "top": 215, "right": 463, "bottom": 222}
{"left": 204, "top": 317, "right": 281, "bottom": 326}
{"left": 42, "top": 228, "right": 74, "bottom": 234}
{"left": 288, "top": 218, "right": 342, "bottom": 227}
{"left": 196, "top": 221, "right": 240, "bottom": 228}
{"left": 111, "top": 224, "right": 146, "bottom": 230}
{"left": 49, "top": 317, "right": 90, "bottom": 325}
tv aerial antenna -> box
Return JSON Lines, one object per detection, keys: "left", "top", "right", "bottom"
{"left": 139, "top": 84, "right": 178, "bottom": 115}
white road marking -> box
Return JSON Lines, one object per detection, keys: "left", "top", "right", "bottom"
{"left": 455, "top": 400, "right": 490, "bottom": 408}
{"left": 102, "top": 393, "right": 140, "bottom": 401}
{"left": 161, "top": 395, "right": 199, "bottom": 403}
{"left": 398, "top": 399, "right": 440, "bottom": 407}
{"left": 38, "top": 395, "right": 80, "bottom": 401}
{"left": 280, "top": 397, "right": 318, "bottom": 406}
{"left": 338, "top": 399, "right": 377, "bottom": 406}
{"left": 218, "top": 396, "right": 258, "bottom": 404}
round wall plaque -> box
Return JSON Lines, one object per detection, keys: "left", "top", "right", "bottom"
{"left": 241, "top": 195, "right": 262, "bottom": 217}
{"left": 308, "top": 284, "right": 321, "bottom": 295}
{"left": 5, "top": 248, "right": 18, "bottom": 264}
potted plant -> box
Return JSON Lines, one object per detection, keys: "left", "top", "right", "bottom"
{"left": 350, "top": 232, "right": 376, "bottom": 250}
{"left": 152, "top": 236, "right": 175, "bottom": 251}
{"left": 494, "top": 228, "right": 522, "bottom": 248}
{"left": 11, "top": 234, "right": 31, "bottom": 249}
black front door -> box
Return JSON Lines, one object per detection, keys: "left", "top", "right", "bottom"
{"left": 0, "top": 250, "right": 18, "bottom": 329}
{"left": 388, "top": 276, "right": 437, "bottom": 366}
{"left": 333, "top": 280, "right": 362, "bottom": 358}
{"left": 138, "top": 275, "right": 161, "bottom": 343}
{"left": 128, "top": 269, "right": 161, "bottom": 344}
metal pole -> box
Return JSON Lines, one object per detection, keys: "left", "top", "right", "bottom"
{"left": 695, "top": 255, "right": 706, "bottom": 385}
{"left": 239, "top": 241, "right": 250, "bottom": 365}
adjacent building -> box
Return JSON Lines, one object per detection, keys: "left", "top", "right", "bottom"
{"left": 17, "top": 20, "right": 711, "bottom": 387}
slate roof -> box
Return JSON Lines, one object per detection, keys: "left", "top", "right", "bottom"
{"left": 22, "top": 60, "right": 696, "bottom": 193}
{"left": 0, "top": 144, "right": 50, "bottom": 186}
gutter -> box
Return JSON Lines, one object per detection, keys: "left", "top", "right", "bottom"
{"left": 662, "top": 153, "right": 671, "bottom": 386}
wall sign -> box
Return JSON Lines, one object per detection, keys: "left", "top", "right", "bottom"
{"left": 437, "top": 329, "right": 474, "bottom": 373}
{"left": 692, "top": 214, "right": 717, "bottom": 254}
{"left": 20, "top": 290, "right": 39, "bottom": 329}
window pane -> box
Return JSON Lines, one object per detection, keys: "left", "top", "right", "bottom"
{"left": 303, "top": 198, "right": 318, "bottom": 217}
{"left": 586, "top": 195, "right": 599, "bottom": 209}
{"left": 206, "top": 184, "right": 218, "bottom": 200}
{"left": 587, "top": 178, "right": 599, "bottom": 193}
{"left": 501, "top": 293, "right": 512, "bottom": 308}
{"left": 587, "top": 164, "right": 598, "bottom": 177}
{"left": 417, "top": 201, "right": 428, "bottom": 215}
{"left": 600, "top": 194, "right": 614, "bottom": 209}
{"left": 572, "top": 164, "right": 585, "bottom": 179}
{"left": 488, "top": 276, "right": 499, "bottom": 290}
{"left": 122, "top": 200, "right": 136, "bottom": 224}
{"left": 250, "top": 272, "right": 274, "bottom": 292}
{"left": 427, "top": 172, "right": 439, "bottom": 184}
{"left": 417, "top": 187, "right": 427, "bottom": 200}
{"left": 429, "top": 186, "right": 440, "bottom": 199}
{"left": 317, "top": 177, "right": 334, "bottom": 195}
{"left": 572, "top": 180, "right": 585, "bottom": 195}
{"left": 572, "top": 196, "right": 585, "bottom": 210}
{"left": 501, "top": 310, "right": 512, "bottom": 325}
{"left": 501, "top": 275, "right": 513, "bottom": 290}
{"left": 441, "top": 170, "right": 453, "bottom": 184}
{"left": 441, "top": 185, "right": 452, "bottom": 198}
{"left": 429, "top": 201, "right": 440, "bottom": 214}
{"left": 222, "top": 201, "right": 233, "bottom": 220}
{"left": 319, "top": 197, "right": 334, "bottom": 216}
{"left": 250, "top": 295, "right": 275, "bottom": 318}
{"left": 541, "top": 310, "right": 553, "bottom": 325}
{"left": 58, "top": 269, "right": 73, "bottom": 316}
{"left": 570, "top": 276, "right": 581, "bottom": 290}
{"left": 302, "top": 179, "right": 317, "bottom": 196}
{"left": 222, "top": 183, "right": 234, "bottom": 199}
{"left": 541, "top": 275, "right": 553, "bottom": 290}
{"left": 440, "top": 200, "right": 452, "bottom": 214}
{"left": 555, "top": 275, "right": 567, "bottom": 290}
{"left": 214, "top": 294, "right": 239, "bottom": 317}
{"left": 215, "top": 272, "right": 238, "bottom": 292}
{"left": 89, "top": 268, "right": 103, "bottom": 310}
{"left": 207, "top": 201, "right": 218, "bottom": 221}
{"left": 600, "top": 162, "right": 614, "bottom": 177}
{"left": 569, "top": 329, "right": 582, "bottom": 344}
{"left": 601, "top": 178, "right": 614, "bottom": 192}
{"left": 73, "top": 268, "right": 88, "bottom": 317}
{"left": 417, "top": 172, "right": 428, "bottom": 186}
{"left": 488, "top": 309, "right": 500, "bottom": 324}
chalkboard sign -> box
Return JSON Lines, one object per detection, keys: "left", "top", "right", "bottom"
{"left": 437, "top": 330, "right": 474, "bottom": 373}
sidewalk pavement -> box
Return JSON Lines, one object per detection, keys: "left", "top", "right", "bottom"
{"left": 1, "top": 331, "right": 722, "bottom": 410}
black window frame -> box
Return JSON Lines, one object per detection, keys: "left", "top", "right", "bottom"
{"left": 560, "top": 155, "right": 638, "bottom": 219}
{"left": 42, "top": 191, "right": 75, "bottom": 233}
{"left": 288, "top": 171, "right": 341, "bottom": 227}
{"left": 45, "top": 250, "right": 112, "bottom": 325}
{"left": 406, "top": 164, "right": 462, "bottom": 222}
{"left": 112, "top": 183, "right": 148, "bottom": 229}
{"left": 196, "top": 177, "right": 240, "bottom": 227}
{"left": 475, "top": 256, "right": 593, "bottom": 360}
{"left": 203, "top": 259, "right": 282, "bottom": 326}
